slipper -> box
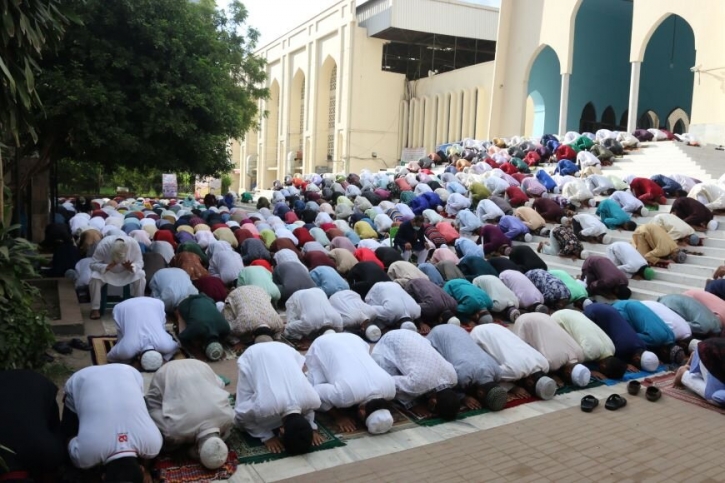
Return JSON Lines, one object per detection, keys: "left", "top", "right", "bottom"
{"left": 627, "top": 380, "right": 641, "bottom": 396}
{"left": 70, "top": 338, "right": 91, "bottom": 351}
{"left": 605, "top": 394, "right": 627, "bottom": 411}
{"left": 581, "top": 395, "right": 599, "bottom": 413}
{"left": 645, "top": 386, "right": 661, "bottom": 402}
{"left": 52, "top": 341, "right": 72, "bottom": 355}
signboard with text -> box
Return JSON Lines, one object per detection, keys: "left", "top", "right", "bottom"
{"left": 162, "top": 174, "right": 178, "bottom": 198}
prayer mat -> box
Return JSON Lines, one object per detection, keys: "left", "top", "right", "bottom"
{"left": 227, "top": 424, "right": 345, "bottom": 465}
{"left": 314, "top": 405, "right": 414, "bottom": 439}
{"left": 181, "top": 340, "right": 242, "bottom": 362}
{"left": 281, "top": 335, "right": 312, "bottom": 352}
{"left": 153, "top": 451, "right": 238, "bottom": 482}
{"left": 643, "top": 373, "right": 725, "bottom": 416}
{"left": 87, "top": 335, "right": 187, "bottom": 366}
{"left": 399, "top": 378, "right": 604, "bottom": 427}
{"left": 590, "top": 363, "right": 671, "bottom": 386}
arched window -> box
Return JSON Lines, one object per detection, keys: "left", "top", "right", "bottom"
{"left": 619, "top": 110, "right": 628, "bottom": 130}
{"left": 673, "top": 119, "right": 686, "bottom": 134}
{"left": 601, "top": 106, "right": 616, "bottom": 129}
{"left": 579, "top": 102, "right": 597, "bottom": 133}
{"left": 299, "top": 79, "right": 305, "bottom": 152}
{"left": 328, "top": 66, "right": 337, "bottom": 158}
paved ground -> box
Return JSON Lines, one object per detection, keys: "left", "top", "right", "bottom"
{"left": 283, "top": 395, "right": 725, "bottom": 483}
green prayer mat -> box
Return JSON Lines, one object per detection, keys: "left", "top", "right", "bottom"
{"left": 401, "top": 379, "right": 604, "bottom": 427}
{"left": 227, "top": 424, "right": 345, "bottom": 465}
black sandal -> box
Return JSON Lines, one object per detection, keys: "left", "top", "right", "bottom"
{"left": 70, "top": 338, "right": 91, "bottom": 351}
{"left": 605, "top": 394, "right": 627, "bottom": 411}
{"left": 581, "top": 395, "right": 599, "bottom": 413}
{"left": 646, "top": 387, "right": 662, "bottom": 402}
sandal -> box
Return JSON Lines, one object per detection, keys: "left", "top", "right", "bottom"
{"left": 581, "top": 395, "right": 599, "bottom": 413}
{"left": 627, "top": 381, "right": 641, "bottom": 396}
{"left": 605, "top": 394, "right": 627, "bottom": 411}
{"left": 646, "top": 386, "right": 662, "bottom": 402}
{"left": 70, "top": 338, "right": 91, "bottom": 351}
{"left": 52, "top": 341, "right": 72, "bottom": 355}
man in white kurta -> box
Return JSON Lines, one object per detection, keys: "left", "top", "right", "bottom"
{"left": 472, "top": 275, "right": 520, "bottom": 315}
{"left": 306, "top": 333, "right": 396, "bottom": 434}
{"left": 640, "top": 300, "right": 693, "bottom": 341}
{"left": 64, "top": 365, "right": 162, "bottom": 476}
{"left": 605, "top": 242, "right": 650, "bottom": 278}
{"left": 234, "top": 342, "right": 322, "bottom": 453}
{"left": 329, "top": 290, "right": 379, "bottom": 331}
{"left": 284, "top": 287, "right": 343, "bottom": 340}
{"left": 470, "top": 324, "right": 557, "bottom": 400}
{"left": 365, "top": 281, "right": 422, "bottom": 327}
{"left": 610, "top": 190, "right": 647, "bottom": 215}
{"left": 149, "top": 267, "right": 199, "bottom": 312}
{"left": 107, "top": 297, "right": 179, "bottom": 370}
{"left": 567, "top": 213, "right": 610, "bottom": 242}
{"left": 371, "top": 329, "right": 459, "bottom": 419}
{"left": 476, "top": 198, "right": 505, "bottom": 222}
{"left": 146, "top": 359, "right": 234, "bottom": 469}
{"left": 89, "top": 235, "right": 146, "bottom": 319}
{"left": 689, "top": 183, "right": 725, "bottom": 211}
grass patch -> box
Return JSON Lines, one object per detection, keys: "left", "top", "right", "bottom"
{"left": 39, "top": 362, "right": 75, "bottom": 387}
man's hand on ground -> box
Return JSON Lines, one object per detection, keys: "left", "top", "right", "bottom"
{"left": 463, "top": 396, "right": 481, "bottom": 410}
{"left": 312, "top": 431, "right": 324, "bottom": 446}
{"left": 263, "top": 436, "right": 285, "bottom": 453}
{"left": 334, "top": 415, "right": 357, "bottom": 433}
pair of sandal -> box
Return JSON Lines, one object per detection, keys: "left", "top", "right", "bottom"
{"left": 581, "top": 394, "right": 626, "bottom": 412}
{"left": 52, "top": 338, "right": 91, "bottom": 355}
{"left": 627, "top": 380, "right": 662, "bottom": 401}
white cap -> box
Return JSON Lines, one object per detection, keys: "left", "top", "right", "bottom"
{"left": 601, "top": 234, "right": 612, "bottom": 244}
{"left": 448, "top": 316, "right": 461, "bottom": 326}
{"left": 215, "top": 301, "right": 225, "bottom": 312}
{"left": 588, "top": 199, "right": 597, "bottom": 207}
{"left": 582, "top": 298, "right": 593, "bottom": 309}
{"left": 535, "top": 376, "right": 557, "bottom": 400}
{"left": 365, "top": 409, "right": 394, "bottom": 434}
{"left": 571, "top": 364, "right": 591, "bottom": 387}
{"left": 323, "top": 329, "right": 336, "bottom": 335}
{"left": 401, "top": 321, "right": 417, "bottom": 332}
{"left": 640, "top": 351, "right": 659, "bottom": 372}
{"left": 254, "top": 334, "right": 273, "bottom": 343}
{"left": 689, "top": 338, "right": 701, "bottom": 355}
{"left": 365, "top": 325, "right": 381, "bottom": 342}
{"left": 580, "top": 250, "right": 591, "bottom": 259}
{"left": 640, "top": 207, "right": 649, "bottom": 216}
{"left": 140, "top": 350, "right": 163, "bottom": 371}
{"left": 708, "top": 220, "right": 719, "bottom": 231}
{"left": 560, "top": 216, "right": 570, "bottom": 225}
{"left": 524, "top": 233, "right": 533, "bottom": 242}
{"left": 199, "top": 436, "right": 228, "bottom": 469}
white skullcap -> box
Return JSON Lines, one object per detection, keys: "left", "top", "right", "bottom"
{"left": 199, "top": 436, "right": 228, "bottom": 469}
{"left": 365, "top": 325, "right": 381, "bottom": 342}
{"left": 365, "top": 409, "right": 394, "bottom": 435}
{"left": 640, "top": 207, "right": 649, "bottom": 217}
{"left": 535, "top": 376, "right": 557, "bottom": 400}
{"left": 588, "top": 199, "right": 597, "bottom": 207}
{"left": 140, "top": 350, "right": 163, "bottom": 371}
{"left": 707, "top": 220, "right": 719, "bottom": 231}
{"left": 215, "top": 301, "right": 225, "bottom": 313}
{"left": 448, "top": 316, "right": 461, "bottom": 326}
{"left": 401, "top": 321, "right": 417, "bottom": 332}
{"left": 254, "top": 334, "right": 273, "bottom": 344}
{"left": 580, "top": 250, "right": 590, "bottom": 259}
{"left": 640, "top": 351, "right": 659, "bottom": 372}
{"left": 560, "top": 217, "right": 569, "bottom": 225}
{"left": 689, "top": 339, "right": 701, "bottom": 354}
{"left": 571, "top": 364, "right": 591, "bottom": 387}
{"left": 601, "top": 234, "right": 612, "bottom": 244}
{"left": 323, "top": 329, "right": 336, "bottom": 335}
{"left": 582, "top": 298, "right": 593, "bottom": 309}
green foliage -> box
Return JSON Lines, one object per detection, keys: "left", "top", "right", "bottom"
{"left": 221, "top": 173, "right": 233, "bottom": 194}
{"left": 30, "top": 0, "right": 268, "bottom": 178}
{"left": 0, "top": 0, "right": 76, "bottom": 144}
{"left": 0, "top": 224, "right": 54, "bottom": 370}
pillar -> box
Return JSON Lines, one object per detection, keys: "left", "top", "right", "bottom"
{"left": 627, "top": 62, "right": 642, "bottom": 132}
{"left": 558, "top": 73, "right": 570, "bottom": 135}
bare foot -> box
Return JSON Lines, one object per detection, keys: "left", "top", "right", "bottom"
{"left": 90, "top": 310, "right": 101, "bottom": 320}
{"left": 673, "top": 365, "right": 690, "bottom": 388}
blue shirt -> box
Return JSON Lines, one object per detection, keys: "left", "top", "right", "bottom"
{"left": 498, "top": 215, "right": 529, "bottom": 240}
{"left": 612, "top": 300, "right": 675, "bottom": 348}
{"left": 705, "top": 279, "right": 725, "bottom": 301}
{"left": 443, "top": 279, "right": 492, "bottom": 317}
{"left": 310, "top": 266, "right": 350, "bottom": 297}
{"left": 584, "top": 303, "right": 645, "bottom": 360}
{"left": 596, "top": 199, "right": 631, "bottom": 229}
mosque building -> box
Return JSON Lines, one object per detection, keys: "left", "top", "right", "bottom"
{"left": 230, "top": 0, "right": 725, "bottom": 193}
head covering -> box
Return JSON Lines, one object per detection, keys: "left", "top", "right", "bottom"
{"left": 640, "top": 207, "right": 649, "bottom": 217}
{"left": 642, "top": 267, "right": 655, "bottom": 280}
{"left": 199, "top": 436, "right": 228, "bottom": 469}
{"left": 254, "top": 334, "right": 273, "bottom": 343}
{"left": 401, "top": 321, "right": 417, "bottom": 331}
{"left": 707, "top": 220, "right": 719, "bottom": 231}
{"left": 365, "top": 325, "right": 381, "bottom": 342}
{"left": 365, "top": 409, "right": 394, "bottom": 434}
{"left": 560, "top": 217, "right": 569, "bottom": 226}
{"left": 140, "top": 350, "right": 163, "bottom": 371}
{"left": 640, "top": 351, "right": 659, "bottom": 372}
{"left": 570, "top": 364, "right": 591, "bottom": 387}
{"left": 675, "top": 250, "right": 687, "bottom": 263}
{"left": 448, "top": 316, "right": 461, "bottom": 326}
{"left": 478, "top": 313, "right": 493, "bottom": 325}
{"left": 588, "top": 199, "right": 597, "bottom": 207}
{"left": 535, "top": 376, "right": 557, "bottom": 400}
{"left": 689, "top": 234, "right": 700, "bottom": 246}
{"left": 205, "top": 342, "right": 223, "bottom": 361}
{"left": 688, "top": 338, "right": 701, "bottom": 355}
{"left": 602, "top": 234, "right": 612, "bottom": 244}
{"left": 111, "top": 239, "right": 129, "bottom": 263}
{"left": 582, "top": 298, "right": 593, "bottom": 309}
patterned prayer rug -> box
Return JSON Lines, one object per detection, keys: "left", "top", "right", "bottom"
{"left": 228, "top": 423, "right": 345, "bottom": 465}
{"left": 399, "top": 378, "right": 604, "bottom": 427}
{"left": 315, "top": 405, "right": 414, "bottom": 439}
{"left": 153, "top": 451, "right": 238, "bottom": 482}
{"left": 644, "top": 373, "right": 725, "bottom": 416}
{"left": 87, "top": 335, "right": 187, "bottom": 366}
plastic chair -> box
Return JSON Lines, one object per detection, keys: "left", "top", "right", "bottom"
{"left": 388, "top": 226, "right": 399, "bottom": 247}
{"left": 99, "top": 283, "right": 132, "bottom": 316}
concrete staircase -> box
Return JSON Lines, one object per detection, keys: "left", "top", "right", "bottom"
{"left": 521, "top": 140, "right": 725, "bottom": 302}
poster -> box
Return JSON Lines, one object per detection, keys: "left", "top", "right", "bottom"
{"left": 401, "top": 147, "right": 426, "bottom": 164}
{"left": 162, "top": 173, "right": 178, "bottom": 198}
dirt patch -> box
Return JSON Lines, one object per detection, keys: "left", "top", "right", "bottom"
{"left": 27, "top": 279, "right": 62, "bottom": 320}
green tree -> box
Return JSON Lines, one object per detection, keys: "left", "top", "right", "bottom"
{"left": 26, "top": 0, "right": 267, "bottom": 191}
{"left": 0, "top": 0, "right": 75, "bottom": 224}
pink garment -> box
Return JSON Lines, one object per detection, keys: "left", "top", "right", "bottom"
{"left": 499, "top": 270, "right": 544, "bottom": 308}
{"left": 683, "top": 289, "right": 725, "bottom": 329}
{"left": 430, "top": 247, "right": 459, "bottom": 264}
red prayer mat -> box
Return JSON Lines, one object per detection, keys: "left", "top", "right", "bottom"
{"left": 154, "top": 451, "right": 238, "bottom": 482}
{"left": 644, "top": 373, "right": 725, "bottom": 416}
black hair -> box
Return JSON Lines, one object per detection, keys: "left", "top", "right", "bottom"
{"left": 252, "top": 326, "right": 276, "bottom": 338}
{"left": 615, "top": 285, "right": 632, "bottom": 300}
{"left": 363, "top": 398, "right": 388, "bottom": 417}
{"left": 103, "top": 457, "right": 143, "bottom": 483}
{"left": 599, "top": 356, "right": 627, "bottom": 380}
{"left": 412, "top": 215, "right": 425, "bottom": 223}
{"left": 621, "top": 220, "right": 638, "bottom": 231}
{"left": 281, "top": 413, "right": 313, "bottom": 456}
{"left": 436, "top": 388, "right": 460, "bottom": 421}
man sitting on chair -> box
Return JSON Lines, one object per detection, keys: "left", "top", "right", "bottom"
{"left": 89, "top": 235, "right": 146, "bottom": 320}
